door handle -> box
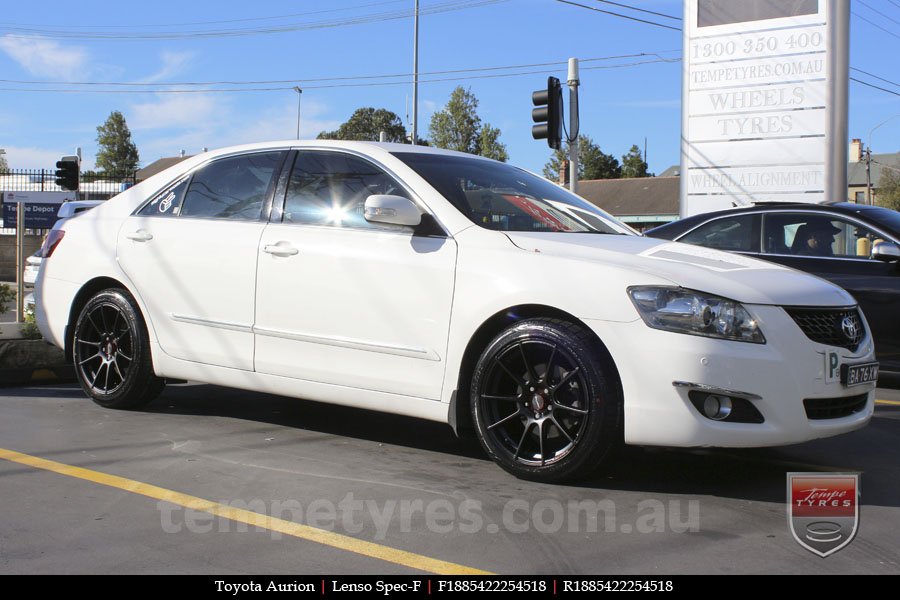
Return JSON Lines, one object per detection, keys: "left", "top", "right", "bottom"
{"left": 125, "top": 230, "right": 153, "bottom": 242}
{"left": 263, "top": 243, "right": 299, "bottom": 257}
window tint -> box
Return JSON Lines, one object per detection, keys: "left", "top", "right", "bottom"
{"left": 138, "top": 178, "right": 188, "bottom": 217}
{"left": 180, "top": 152, "right": 283, "bottom": 220}
{"left": 763, "top": 213, "right": 882, "bottom": 259}
{"left": 679, "top": 215, "right": 758, "bottom": 252}
{"left": 283, "top": 151, "right": 409, "bottom": 229}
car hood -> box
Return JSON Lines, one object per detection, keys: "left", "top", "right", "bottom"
{"left": 504, "top": 232, "right": 855, "bottom": 307}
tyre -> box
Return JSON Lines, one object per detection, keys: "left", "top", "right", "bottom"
{"left": 72, "top": 288, "right": 164, "bottom": 409}
{"left": 470, "top": 318, "right": 621, "bottom": 482}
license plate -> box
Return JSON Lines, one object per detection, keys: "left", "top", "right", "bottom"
{"left": 841, "top": 362, "right": 879, "bottom": 388}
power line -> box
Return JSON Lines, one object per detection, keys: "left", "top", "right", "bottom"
{"left": 851, "top": 77, "right": 900, "bottom": 98}
{"left": 0, "top": 0, "right": 408, "bottom": 29}
{"left": 0, "top": 51, "right": 679, "bottom": 87}
{"left": 592, "top": 0, "right": 680, "bottom": 21}
{"left": 553, "top": 0, "right": 680, "bottom": 31}
{"left": 852, "top": 10, "right": 900, "bottom": 41}
{"left": 858, "top": 0, "right": 900, "bottom": 26}
{"left": 0, "top": 0, "right": 506, "bottom": 40}
{"left": 0, "top": 57, "right": 679, "bottom": 94}
{"left": 850, "top": 67, "right": 900, "bottom": 89}
{"left": 890, "top": 0, "right": 900, "bottom": 11}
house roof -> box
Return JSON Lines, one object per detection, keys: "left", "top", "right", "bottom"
{"left": 577, "top": 176, "right": 680, "bottom": 217}
{"left": 135, "top": 156, "right": 194, "bottom": 181}
{"left": 848, "top": 152, "right": 899, "bottom": 187}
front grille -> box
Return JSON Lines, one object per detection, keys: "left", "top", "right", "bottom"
{"left": 786, "top": 307, "right": 865, "bottom": 351}
{"left": 804, "top": 394, "right": 868, "bottom": 420}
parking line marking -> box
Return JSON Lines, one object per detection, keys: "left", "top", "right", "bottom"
{"left": 876, "top": 399, "right": 900, "bottom": 406}
{"left": 0, "top": 447, "right": 491, "bottom": 575}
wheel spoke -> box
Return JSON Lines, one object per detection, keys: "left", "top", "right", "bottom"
{"left": 111, "top": 309, "right": 121, "bottom": 338}
{"left": 551, "top": 366, "right": 580, "bottom": 392}
{"left": 116, "top": 350, "right": 133, "bottom": 362}
{"left": 86, "top": 313, "right": 103, "bottom": 337}
{"left": 495, "top": 358, "right": 525, "bottom": 387}
{"left": 518, "top": 342, "right": 536, "bottom": 384}
{"left": 76, "top": 338, "right": 100, "bottom": 346}
{"left": 89, "top": 363, "right": 104, "bottom": 388}
{"left": 550, "top": 414, "right": 576, "bottom": 446}
{"left": 537, "top": 419, "right": 545, "bottom": 466}
{"left": 103, "top": 359, "right": 111, "bottom": 391}
{"left": 544, "top": 345, "right": 557, "bottom": 383}
{"left": 98, "top": 306, "right": 110, "bottom": 335}
{"left": 112, "top": 359, "right": 125, "bottom": 384}
{"left": 78, "top": 352, "right": 101, "bottom": 366}
{"left": 514, "top": 421, "right": 534, "bottom": 459}
{"left": 487, "top": 409, "right": 523, "bottom": 431}
{"left": 481, "top": 394, "right": 519, "bottom": 402}
{"left": 554, "top": 403, "right": 589, "bottom": 416}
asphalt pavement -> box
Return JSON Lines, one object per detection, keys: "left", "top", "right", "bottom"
{"left": 0, "top": 383, "right": 897, "bottom": 574}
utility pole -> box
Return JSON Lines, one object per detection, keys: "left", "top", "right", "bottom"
{"left": 567, "top": 58, "right": 580, "bottom": 194}
{"left": 865, "top": 146, "right": 872, "bottom": 205}
{"left": 411, "top": 0, "right": 420, "bottom": 145}
{"left": 293, "top": 86, "right": 303, "bottom": 140}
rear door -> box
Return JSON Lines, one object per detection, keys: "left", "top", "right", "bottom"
{"left": 117, "top": 150, "right": 286, "bottom": 370}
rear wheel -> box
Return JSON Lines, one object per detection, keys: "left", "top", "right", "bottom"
{"left": 73, "top": 288, "right": 164, "bottom": 409}
{"left": 470, "top": 318, "right": 621, "bottom": 482}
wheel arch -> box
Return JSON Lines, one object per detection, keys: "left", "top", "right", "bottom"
{"left": 64, "top": 276, "right": 152, "bottom": 362}
{"left": 450, "top": 304, "right": 622, "bottom": 437}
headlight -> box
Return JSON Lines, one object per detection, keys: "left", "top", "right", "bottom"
{"left": 628, "top": 286, "right": 765, "bottom": 344}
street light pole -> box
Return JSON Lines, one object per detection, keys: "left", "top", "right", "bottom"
{"left": 866, "top": 113, "right": 900, "bottom": 205}
{"left": 411, "top": 0, "right": 420, "bottom": 145}
{"left": 293, "top": 86, "right": 303, "bottom": 140}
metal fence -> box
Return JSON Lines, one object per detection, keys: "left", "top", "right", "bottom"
{"left": 0, "top": 169, "right": 136, "bottom": 234}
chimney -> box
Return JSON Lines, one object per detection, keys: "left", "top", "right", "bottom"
{"left": 849, "top": 138, "right": 863, "bottom": 162}
{"left": 559, "top": 160, "right": 570, "bottom": 185}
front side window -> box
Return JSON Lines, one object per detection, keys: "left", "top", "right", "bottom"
{"left": 763, "top": 212, "right": 881, "bottom": 259}
{"left": 138, "top": 178, "right": 188, "bottom": 217}
{"left": 283, "top": 151, "right": 410, "bottom": 229}
{"left": 392, "top": 152, "right": 630, "bottom": 234}
{"left": 180, "top": 152, "right": 284, "bottom": 220}
{"left": 679, "top": 214, "right": 758, "bottom": 252}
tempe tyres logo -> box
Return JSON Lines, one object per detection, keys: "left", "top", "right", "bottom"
{"left": 787, "top": 473, "right": 859, "bottom": 557}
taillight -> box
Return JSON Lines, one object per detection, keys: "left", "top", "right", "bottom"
{"left": 42, "top": 229, "right": 65, "bottom": 258}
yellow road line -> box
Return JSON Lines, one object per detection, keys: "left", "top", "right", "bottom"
{"left": 0, "top": 447, "right": 490, "bottom": 575}
{"left": 875, "top": 399, "right": 900, "bottom": 406}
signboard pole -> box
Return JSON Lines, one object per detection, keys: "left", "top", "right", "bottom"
{"left": 826, "top": 0, "right": 850, "bottom": 204}
{"left": 15, "top": 201, "right": 24, "bottom": 323}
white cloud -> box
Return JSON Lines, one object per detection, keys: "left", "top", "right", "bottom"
{"left": 0, "top": 35, "right": 88, "bottom": 79}
{"left": 140, "top": 51, "right": 195, "bottom": 84}
{"left": 0, "top": 145, "right": 79, "bottom": 170}
{"left": 130, "top": 93, "right": 230, "bottom": 131}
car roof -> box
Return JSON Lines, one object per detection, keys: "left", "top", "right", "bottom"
{"left": 192, "top": 139, "right": 497, "bottom": 163}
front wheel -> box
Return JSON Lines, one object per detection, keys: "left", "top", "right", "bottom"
{"left": 470, "top": 318, "right": 621, "bottom": 482}
{"left": 72, "top": 288, "right": 164, "bottom": 409}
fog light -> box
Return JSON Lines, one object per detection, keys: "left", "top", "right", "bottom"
{"left": 703, "top": 395, "right": 733, "bottom": 421}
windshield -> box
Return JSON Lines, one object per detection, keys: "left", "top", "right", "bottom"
{"left": 392, "top": 152, "right": 632, "bottom": 234}
{"left": 846, "top": 205, "right": 900, "bottom": 239}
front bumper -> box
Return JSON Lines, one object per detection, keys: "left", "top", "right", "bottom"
{"left": 586, "top": 304, "right": 875, "bottom": 448}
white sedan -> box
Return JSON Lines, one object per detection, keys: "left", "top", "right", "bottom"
{"left": 34, "top": 141, "right": 877, "bottom": 482}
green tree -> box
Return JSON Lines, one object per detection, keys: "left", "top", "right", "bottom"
{"left": 542, "top": 135, "right": 621, "bottom": 181}
{"left": 95, "top": 111, "right": 140, "bottom": 177}
{"left": 621, "top": 144, "right": 650, "bottom": 178}
{"left": 429, "top": 86, "right": 508, "bottom": 161}
{"left": 318, "top": 107, "right": 408, "bottom": 142}
{"left": 0, "top": 152, "right": 8, "bottom": 171}
{"left": 876, "top": 161, "right": 900, "bottom": 211}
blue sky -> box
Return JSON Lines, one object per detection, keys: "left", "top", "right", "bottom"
{"left": 0, "top": 0, "right": 897, "bottom": 175}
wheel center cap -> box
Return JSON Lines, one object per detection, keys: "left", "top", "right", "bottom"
{"left": 531, "top": 393, "right": 546, "bottom": 412}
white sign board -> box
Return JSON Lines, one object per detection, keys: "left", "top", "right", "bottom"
{"left": 3, "top": 190, "right": 74, "bottom": 204}
{"left": 681, "top": 0, "right": 849, "bottom": 217}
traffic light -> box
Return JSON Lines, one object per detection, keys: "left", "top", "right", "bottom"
{"left": 55, "top": 156, "right": 79, "bottom": 191}
{"left": 532, "top": 76, "right": 562, "bottom": 150}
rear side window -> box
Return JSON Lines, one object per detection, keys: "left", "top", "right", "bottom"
{"left": 138, "top": 178, "right": 188, "bottom": 217}
{"left": 679, "top": 214, "right": 759, "bottom": 252}
{"left": 180, "top": 152, "right": 284, "bottom": 220}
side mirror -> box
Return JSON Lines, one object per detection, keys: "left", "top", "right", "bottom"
{"left": 872, "top": 241, "right": 900, "bottom": 262}
{"left": 364, "top": 195, "right": 422, "bottom": 227}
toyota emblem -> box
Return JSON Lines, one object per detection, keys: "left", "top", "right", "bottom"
{"left": 841, "top": 316, "right": 858, "bottom": 340}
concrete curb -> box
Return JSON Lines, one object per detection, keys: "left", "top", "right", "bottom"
{"left": 0, "top": 339, "right": 75, "bottom": 386}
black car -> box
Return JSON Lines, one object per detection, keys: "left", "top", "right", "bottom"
{"left": 647, "top": 203, "right": 900, "bottom": 383}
